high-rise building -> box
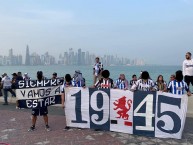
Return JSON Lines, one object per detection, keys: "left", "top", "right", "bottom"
{"left": 81, "top": 52, "right": 85, "bottom": 65}
{"left": 64, "top": 52, "right": 68, "bottom": 65}
{"left": 77, "top": 48, "right": 82, "bottom": 65}
{"left": 25, "top": 45, "right": 30, "bottom": 65}
{"left": 9, "top": 48, "right": 13, "bottom": 65}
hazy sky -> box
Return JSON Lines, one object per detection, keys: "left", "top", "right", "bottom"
{"left": 0, "top": 0, "right": 193, "bottom": 65}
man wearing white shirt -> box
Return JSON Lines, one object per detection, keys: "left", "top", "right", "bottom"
{"left": 1, "top": 73, "right": 16, "bottom": 105}
{"left": 183, "top": 52, "right": 193, "bottom": 90}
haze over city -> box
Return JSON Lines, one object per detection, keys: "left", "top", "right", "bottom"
{"left": 0, "top": 0, "right": 193, "bottom": 65}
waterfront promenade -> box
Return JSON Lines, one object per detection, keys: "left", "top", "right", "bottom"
{"left": 0, "top": 96, "right": 193, "bottom": 145}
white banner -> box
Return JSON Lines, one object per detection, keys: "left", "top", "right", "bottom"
{"left": 65, "top": 87, "right": 188, "bottom": 139}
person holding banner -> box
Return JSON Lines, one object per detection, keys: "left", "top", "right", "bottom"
{"left": 94, "top": 70, "right": 114, "bottom": 89}
{"left": 168, "top": 70, "right": 191, "bottom": 96}
{"left": 130, "top": 74, "right": 137, "bottom": 88}
{"left": 130, "top": 71, "right": 157, "bottom": 91}
{"left": 28, "top": 71, "right": 51, "bottom": 132}
{"left": 155, "top": 75, "right": 167, "bottom": 92}
{"left": 52, "top": 72, "right": 58, "bottom": 80}
{"left": 114, "top": 74, "right": 129, "bottom": 90}
{"left": 61, "top": 74, "right": 73, "bottom": 131}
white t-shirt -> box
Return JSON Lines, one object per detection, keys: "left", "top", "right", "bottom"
{"left": 2, "top": 76, "right": 12, "bottom": 89}
{"left": 182, "top": 59, "right": 193, "bottom": 76}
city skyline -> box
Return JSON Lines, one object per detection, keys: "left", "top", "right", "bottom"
{"left": 0, "top": 45, "right": 145, "bottom": 66}
{"left": 0, "top": 0, "right": 192, "bottom": 65}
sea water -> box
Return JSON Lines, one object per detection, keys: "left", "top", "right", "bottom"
{"left": 0, "top": 65, "right": 181, "bottom": 86}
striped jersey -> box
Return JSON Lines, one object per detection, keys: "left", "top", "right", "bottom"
{"left": 114, "top": 79, "right": 128, "bottom": 89}
{"left": 167, "top": 80, "right": 189, "bottom": 95}
{"left": 93, "top": 62, "right": 103, "bottom": 76}
{"left": 72, "top": 78, "right": 85, "bottom": 87}
{"left": 131, "top": 79, "right": 156, "bottom": 91}
{"left": 130, "top": 80, "right": 137, "bottom": 87}
{"left": 95, "top": 78, "right": 113, "bottom": 89}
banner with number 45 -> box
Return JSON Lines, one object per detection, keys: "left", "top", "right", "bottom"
{"left": 65, "top": 87, "right": 188, "bottom": 139}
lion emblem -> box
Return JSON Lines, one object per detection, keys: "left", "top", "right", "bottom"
{"left": 113, "top": 96, "right": 132, "bottom": 120}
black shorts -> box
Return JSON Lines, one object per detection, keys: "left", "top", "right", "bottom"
{"left": 184, "top": 76, "right": 193, "bottom": 86}
{"left": 32, "top": 107, "right": 48, "bottom": 116}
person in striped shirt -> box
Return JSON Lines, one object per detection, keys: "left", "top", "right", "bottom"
{"left": 93, "top": 57, "right": 103, "bottom": 85}
{"left": 130, "top": 74, "right": 137, "bottom": 88}
{"left": 94, "top": 70, "right": 113, "bottom": 89}
{"left": 167, "top": 70, "right": 191, "bottom": 96}
{"left": 72, "top": 70, "right": 86, "bottom": 87}
{"left": 114, "top": 74, "right": 129, "bottom": 90}
{"left": 130, "top": 71, "right": 156, "bottom": 91}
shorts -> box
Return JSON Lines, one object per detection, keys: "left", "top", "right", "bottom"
{"left": 32, "top": 107, "right": 48, "bottom": 116}
{"left": 184, "top": 76, "right": 193, "bottom": 86}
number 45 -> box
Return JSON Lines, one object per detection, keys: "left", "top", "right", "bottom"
{"left": 134, "top": 94, "right": 182, "bottom": 134}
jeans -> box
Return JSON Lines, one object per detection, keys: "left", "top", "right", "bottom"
{"left": 3, "top": 88, "right": 16, "bottom": 103}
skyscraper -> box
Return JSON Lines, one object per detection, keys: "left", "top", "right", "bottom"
{"left": 9, "top": 48, "right": 13, "bottom": 65}
{"left": 25, "top": 45, "right": 30, "bottom": 65}
{"left": 77, "top": 48, "right": 82, "bottom": 65}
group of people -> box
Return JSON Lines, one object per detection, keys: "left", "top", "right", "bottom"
{"left": 92, "top": 56, "right": 192, "bottom": 96}
{"left": 0, "top": 52, "right": 192, "bottom": 132}
{"left": 0, "top": 72, "right": 30, "bottom": 105}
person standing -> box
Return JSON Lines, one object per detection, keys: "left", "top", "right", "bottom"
{"left": 183, "top": 52, "right": 193, "bottom": 92}
{"left": 1, "top": 73, "right": 16, "bottom": 105}
{"left": 52, "top": 72, "right": 58, "bottom": 80}
{"left": 61, "top": 74, "right": 73, "bottom": 131}
{"left": 28, "top": 71, "right": 51, "bottom": 132}
{"left": 93, "top": 57, "right": 103, "bottom": 85}
{"left": 23, "top": 73, "right": 31, "bottom": 80}
{"left": 17, "top": 72, "right": 23, "bottom": 81}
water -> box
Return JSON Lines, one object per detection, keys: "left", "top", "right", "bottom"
{"left": 0, "top": 65, "right": 181, "bottom": 86}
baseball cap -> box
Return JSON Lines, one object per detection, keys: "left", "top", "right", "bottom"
{"left": 12, "top": 73, "right": 17, "bottom": 76}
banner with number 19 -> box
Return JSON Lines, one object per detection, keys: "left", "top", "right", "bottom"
{"left": 65, "top": 87, "right": 187, "bottom": 139}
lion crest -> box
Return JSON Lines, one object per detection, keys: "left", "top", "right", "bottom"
{"left": 113, "top": 96, "right": 132, "bottom": 120}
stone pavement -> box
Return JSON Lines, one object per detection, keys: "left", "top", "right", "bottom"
{"left": 0, "top": 98, "right": 193, "bottom": 145}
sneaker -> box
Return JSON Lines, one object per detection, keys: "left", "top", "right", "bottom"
{"left": 63, "top": 126, "right": 70, "bottom": 131}
{"left": 94, "top": 129, "right": 102, "bottom": 131}
{"left": 45, "top": 125, "right": 51, "bottom": 131}
{"left": 16, "top": 106, "right": 21, "bottom": 109}
{"left": 28, "top": 126, "right": 35, "bottom": 132}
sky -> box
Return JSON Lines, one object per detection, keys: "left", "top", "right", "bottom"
{"left": 0, "top": 0, "right": 193, "bottom": 65}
